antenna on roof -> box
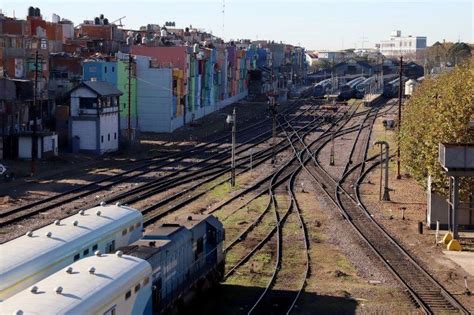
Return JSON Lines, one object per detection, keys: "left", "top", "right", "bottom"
{"left": 222, "top": 0, "right": 225, "bottom": 40}
{"left": 111, "top": 16, "right": 126, "bottom": 27}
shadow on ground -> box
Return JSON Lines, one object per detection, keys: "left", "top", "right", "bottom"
{"left": 181, "top": 283, "right": 358, "bottom": 315}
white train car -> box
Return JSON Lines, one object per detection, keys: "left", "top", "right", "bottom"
{"left": 1, "top": 252, "right": 152, "bottom": 315}
{"left": 0, "top": 203, "right": 143, "bottom": 301}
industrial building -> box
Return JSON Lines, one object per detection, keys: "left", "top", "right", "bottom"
{"left": 378, "top": 30, "right": 427, "bottom": 59}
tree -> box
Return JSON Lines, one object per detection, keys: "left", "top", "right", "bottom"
{"left": 447, "top": 42, "right": 472, "bottom": 66}
{"left": 311, "top": 59, "right": 331, "bottom": 72}
{"left": 399, "top": 58, "right": 474, "bottom": 199}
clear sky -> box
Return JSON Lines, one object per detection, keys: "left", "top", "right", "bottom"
{"left": 1, "top": 0, "right": 472, "bottom": 50}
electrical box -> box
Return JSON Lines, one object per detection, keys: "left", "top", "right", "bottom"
{"left": 439, "top": 143, "right": 474, "bottom": 171}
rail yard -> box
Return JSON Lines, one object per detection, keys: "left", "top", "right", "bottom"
{"left": 1, "top": 85, "right": 472, "bottom": 314}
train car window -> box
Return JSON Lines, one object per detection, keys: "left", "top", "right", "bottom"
{"left": 143, "top": 277, "right": 149, "bottom": 286}
{"left": 135, "top": 283, "right": 141, "bottom": 293}
{"left": 129, "top": 226, "right": 134, "bottom": 233}
{"left": 196, "top": 237, "right": 204, "bottom": 254}
{"left": 122, "top": 229, "right": 127, "bottom": 236}
{"left": 103, "top": 306, "right": 116, "bottom": 315}
{"left": 125, "top": 290, "right": 131, "bottom": 300}
{"left": 83, "top": 248, "right": 89, "bottom": 256}
{"left": 135, "top": 222, "right": 141, "bottom": 229}
{"left": 73, "top": 253, "right": 80, "bottom": 261}
{"left": 106, "top": 240, "right": 115, "bottom": 253}
{"left": 92, "top": 244, "right": 98, "bottom": 251}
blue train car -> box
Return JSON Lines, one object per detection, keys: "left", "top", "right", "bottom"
{"left": 1, "top": 215, "right": 225, "bottom": 314}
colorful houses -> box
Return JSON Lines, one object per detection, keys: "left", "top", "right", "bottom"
{"left": 130, "top": 43, "right": 249, "bottom": 133}
{"left": 1, "top": 7, "right": 310, "bottom": 158}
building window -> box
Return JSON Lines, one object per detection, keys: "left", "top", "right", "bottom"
{"left": 108, "top": 134, "right": 110, "bottom": 141}
{"left": 101, "top": 136, "right": 104, "bottom": 143}
{"left": 73, "top": 253, "right": 80, "bottom": 261}
{"left": 104, "top": 66, "right": 107, "bottom": 73}
{"left": 125, "top": 290, "right": 131, "bottom": 300}
{"left": 114, "top": 133, "right": 117, "bottom": 140}
{"left": 79, "top": 97, "right": 97, "bottom": 109}
{"left": 112, "top": 66, "right": 115, "bottom": 72}
{"left": 134, "top": 283, "right": 141, "bottom": 293}
{"left": 83, "top": 248, "right": 89, "bottom": 256}
{"left": 92, "top": 244, "right": 98, "bottom": 251}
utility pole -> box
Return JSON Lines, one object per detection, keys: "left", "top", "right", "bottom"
{"left": 127, "top": 53, "right": 133, "bottom": 146}
{"left": 226, "top": 108, "right": 236, "bottom": 187}
{"left": 397, "top": 56, "right": 403, "bottom": 179}
{"left": 31, "top": 50, "right": 39, "bottom": 176}
{"left": 329, "top": 130, "right": 335, "bottom": 166}
{"left": 374, "top": 141, "right": 390, "bottom": 201}
{"left": 268, "top": 93, "right": 277, "bottom": 165}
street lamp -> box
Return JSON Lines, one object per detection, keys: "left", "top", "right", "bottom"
{"left": 226, "top": 108, "right": 236, "bottom": 187}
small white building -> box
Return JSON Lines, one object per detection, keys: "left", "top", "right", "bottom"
{"left": 69, "top": 81, "right": 122, "bottom": 154}
{"left": 17, "top": 132, "right": 58, "bottom": 159}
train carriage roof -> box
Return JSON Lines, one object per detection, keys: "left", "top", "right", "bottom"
{"left": 0, "top": 204, "right": 142, "bottom": 296}
{"left": 1, "top": 253, "right": 151, "bottom": 314}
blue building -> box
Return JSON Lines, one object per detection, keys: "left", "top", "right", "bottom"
{"left": 82, "top": 60, "right": 118, "bottom": 86}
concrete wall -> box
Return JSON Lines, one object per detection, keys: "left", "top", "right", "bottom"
{"left": 99, "top": 114, "right": 119, "bottom": 153}
{"left": 427, "top": 177, "right": 474, "bottom": 229}
{"left": 427, "top": 190, "right": 449, "bottom": 229}
{"left": 17, "top": 135, "right": 57, "bottom": 159}
{"left": 71, "top": 120, "right": 97, "bottom": 151}
{"left": 136, "top": 56, "right": 173, "bottom": 133}
{"left": 18, "top": 136, "right": 41, "bottom": 159}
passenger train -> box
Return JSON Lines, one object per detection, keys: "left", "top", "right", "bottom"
{"left": 313, "top": 78, "right": 332, "bottom": 97}
{"left": 355, "top": 76, "right": 377, "bottom": 99}
{"left": 337, "top": 76, "right": 366, "bottom": 101}
{"left": 383, "top": 77, "right": 407, "bottom": 98}
{"left": 1, "top": 214, "right": 225, "bottom": 315}
{"left": 0, "top": 203, "right": 143, "bottom": 301}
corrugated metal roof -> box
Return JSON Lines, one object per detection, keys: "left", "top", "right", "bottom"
{"left": 0, "top": 204, "right": 142, "bottom": 301}
{"left": 0, "top": 254, "right": 151, "bottom": 314}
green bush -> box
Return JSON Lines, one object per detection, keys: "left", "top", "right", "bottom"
{"left": 399, "top": 59, "right": 474, "bottom": 198}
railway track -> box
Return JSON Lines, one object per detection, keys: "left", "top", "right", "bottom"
{"left": 0, "top": 97, "right": 320, "bottom": 230}
{"left": 292, "top": 100, "right": 469, "bottom": 314}
{"left": 139, "top": 102, "right": 325, "bottom": 226}
{"left": 221, "top": 103, "right": 359, "bottom": 314}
